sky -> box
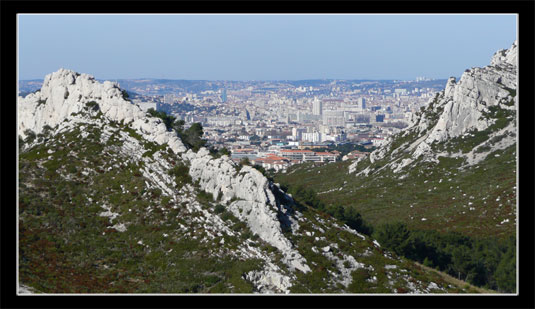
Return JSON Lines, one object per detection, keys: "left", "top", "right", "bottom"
{"left": 18, "top": 14, "right": 517, "bottom": 81}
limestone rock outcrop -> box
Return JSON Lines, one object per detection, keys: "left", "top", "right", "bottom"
{"left": 425, "top": 41, "right": 516, "bottom": 145}
{"left": 18, "top": 68, "right": 311, "bottom": 292}
{"left": 350, "top": 41, "right": 517, "bottom": 174}
{"left": 183, "top": 148, "right": 311, "bottom": 273}
{"left": 18, "top": 68, "right": 187, "bottom": 153}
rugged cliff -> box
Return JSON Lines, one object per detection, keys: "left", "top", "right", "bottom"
{"left": 350, "top": 41, "right": 517, "bottom": 175}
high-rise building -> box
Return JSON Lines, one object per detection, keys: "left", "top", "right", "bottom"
{"left": 220, "top": 88, "right": 227, "bottom": 103}
{"left": 163, "top": 94, "right": 175, "bottom": 105}
{"left": 375, "top": 114, "right": 385, "bottom": 123}
{"left": 292, "top": 127, "right": 306, "bottom": 140}
{"left": 312, "top": 97, "right": 322, "bottom": 115}
{"left": 358, "top": 97, "right": 366, "bottom": 110}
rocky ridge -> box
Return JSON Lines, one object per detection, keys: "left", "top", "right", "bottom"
{"left": 18, "top": 69, "right": 187, "bottom": 154}
{"left": 349, "top": 41, "right": 517, "bottom": 175}
{"left": 183, "top": 148, "right": 311, "bottom": 273}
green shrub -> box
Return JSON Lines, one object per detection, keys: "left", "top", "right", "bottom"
{"left": 373, "top": 222, "right": 411, "bottom": 256}
{"left": 214, "top": 204, "right": 226, "bottom": 214}
{"left": 124, "top": 127, "right": 143, "bottom": 141}
{"left": 180, "top": 123, "right": 206, "bottom": 151}
{"left": 168, "top": 163, "right": 192, "bottom": 187}
{"left": 85, "top": 101, "right": 99, "bottom": 111}
{"left": 147, "top": 108, "right": 176, "bottom": 131}
{"left": 220, "top": 211, "right": 234, "bottom": 222}
{"left": 121, "top": 90, "right": 130, "bottom": 101}
{"left": 197, "top": 190, "right": 213, "bottom": 202}
{"left": 37, "top": 98, "right": 47, "bottom": 106}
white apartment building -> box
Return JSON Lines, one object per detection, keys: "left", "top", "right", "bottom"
{"left": 302, "top": 131, "right": 322, "bottom": 143}
{"left": 312, "top": 97, "right": 323, "bottom": 115}
{"left": 322, "top": 110, "right": 345, "bottom": 127}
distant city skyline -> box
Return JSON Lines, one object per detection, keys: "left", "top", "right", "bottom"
{"left": 18, "top": 14, "right": 517, "bottom": 81}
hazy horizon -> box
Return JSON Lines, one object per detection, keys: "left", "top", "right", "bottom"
{"left": 18, "top": 14, "right": 516, "bottom": 81}
{"left": 18, "top": 75, "right": 453, "bottom": 82}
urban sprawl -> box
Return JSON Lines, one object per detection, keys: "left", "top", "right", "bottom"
{"left": 21, "top": 77, "right": 447, "bottom": 172}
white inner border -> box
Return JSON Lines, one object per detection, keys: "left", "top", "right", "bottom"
{"left": 16, "top": 13, "right": 519, "bottom": 296}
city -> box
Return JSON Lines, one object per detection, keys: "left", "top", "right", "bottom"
{"left": 73, "top": 77, "right": 444, "bottom": 171}
{"left": 129, "top": 78, "right": 446, "bottom": 171}
{"left": 20, "top": 77, "right": 446, "bottom": 172}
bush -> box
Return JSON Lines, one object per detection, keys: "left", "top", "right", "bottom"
{"left": 373, "top": 222, "right": 411, "bottom": 256}
{"left": 146, "top": 108, "right": 207, "bottom": 152}
{"left": 240, "top": 157, "right": 250, "bottom": 166}
{"left": 220, "top": 211, "right": 234, "bottom": 222}
{"left": 252, "top": 164, "right": 267, "bottom": 176}
{"left": 214, "top": 205, "right": 226, "bottom": 214}
{"left": 85, "top": 101, "right": 100, "bottom": 111}
{"left": 147, "top": 108, "right": 176, "bottom": 131}
{"left": 341, "top": 206, "right": 374, "bottom": 235}
{"left": 209, "top": 147, "right": 231, "bottom": 159}
{"left": 23, "top": 129, "right": 36, "bottom": 144}
{"left": 37, "top": 98, "right": 47, "bottom": 106}
{"left": 168, "top": 163, "right": 192, "bottom": 187}
{"left": 197, "top": 190, "right": 213, "bottom": 202}
{"left": 219, "top": 147, "right": 231, "bottom": 157}
{"left": 181, "top": 123, "right": 206, "bottom": 151}
{"left": 121, "top": 90, "right": 130, "bottom": 101}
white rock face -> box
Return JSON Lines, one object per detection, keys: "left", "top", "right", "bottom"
{"left": 184, "top": 147, "right": 311, "bottom": 273}
{"left": 349, "top": 41, "right": 517, "bottom": 174}
{"left": 18, "top": 284, "right": 39, "bottom": 294}
{"left": 490, "top": 40, "right": 517, "bottom": 67}
{"left": 425, "top": 41, "right": 517, "bottom": 144}
{"left": 18, "top": 68, "right": 186, "bottom": 153}
{"left": 244, "top": 263, "right": 293, "bottom": 294}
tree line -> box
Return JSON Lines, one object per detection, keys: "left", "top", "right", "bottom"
{"left": 279, "top": 183, "right": 516, "bottom": 293}
{"left": 372, "top": 222, "right": 515, "bottom": 293}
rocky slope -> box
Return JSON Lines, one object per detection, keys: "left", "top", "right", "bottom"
{"left": 18, "top": 69, "right": 475, "bottom": 294}
{"left": 350, "top": 41, "right": 517, "bottom": 176}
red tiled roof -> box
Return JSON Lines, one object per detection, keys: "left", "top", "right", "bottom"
{"left": 280, "top": 149, "right": 314, "bottom": 153}
{"left": 264, "top": 155, "right": 287, "bottom": 161}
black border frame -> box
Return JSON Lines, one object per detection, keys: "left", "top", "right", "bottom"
{"left": 2, "top": 1, "right": 534, "bottom": 309}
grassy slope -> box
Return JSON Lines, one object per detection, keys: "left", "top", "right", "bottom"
{"left": 275, "top": 145, "right": 516, "bottom": 239}
{"left": 274, "top": 101, "right": 516, "bottom": 240}
{"left": 18, "top": 121, "right": 264, "bottom": 293}
{"left": 413, "top": 262, "right": 497, "bottom": 294}
{"left": 281, "top": 205, "right": 470, "bottom": 293}
{"left": 18, "top": 120, "right": 474, "bottom": 294}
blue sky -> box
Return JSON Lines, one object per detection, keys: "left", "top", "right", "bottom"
{"left": 18, "top": 14, "right": 517, "bottom": 81}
